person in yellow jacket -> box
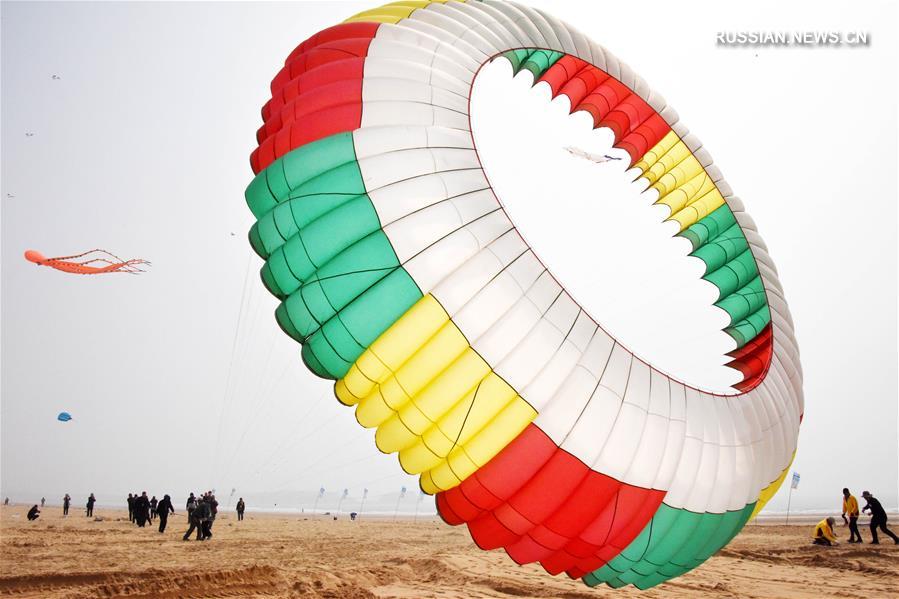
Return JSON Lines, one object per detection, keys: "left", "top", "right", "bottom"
{"left": 812, "top": 517, "right": 838, "bottom": 546}
{"left": 842, "top": 488, "right": 863, "bottom": 543}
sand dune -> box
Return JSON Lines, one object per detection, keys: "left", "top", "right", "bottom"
{"left": 1, "top": 506, "right": 897, "bottom": 598}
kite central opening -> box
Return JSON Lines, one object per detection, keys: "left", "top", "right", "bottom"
{"left": 469, "top": 58, "right": 741, "bottom": 394}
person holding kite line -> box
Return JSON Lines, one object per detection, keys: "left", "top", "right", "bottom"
{"left": 841, "top": 488, "right": 862, "bottom": 543}
{"left": 156, "top": 494, "right": 175, "bottom": 533}
{"left": 862, "top": 491, "right": 899, "bottom": 544}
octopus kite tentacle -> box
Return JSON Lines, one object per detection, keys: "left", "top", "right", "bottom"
{"left": 24, "top": 249, "right": 150, "bottom": 275}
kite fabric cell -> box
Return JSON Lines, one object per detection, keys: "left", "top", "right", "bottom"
{"left": 57, "top": 412, "right": 72, "bottom": 422}
{"left": 24, "top": 249, "right": 150, "bottom": 275}
{"left": 244, "top": 0, "right": 802, "bottom": 591}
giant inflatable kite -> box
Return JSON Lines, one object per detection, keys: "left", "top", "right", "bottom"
{"left": 245, "top": 0, "right": 802, "bottom": 590}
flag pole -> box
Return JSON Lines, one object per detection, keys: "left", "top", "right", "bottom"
{"left": 786, "top": 484, "right": 793, "bottom": 525}
{"left": 413, "top": 492, "right": 423, "bottom": 522}
{"left": 786, "top": 472, "right": 799, "bottom": 525}
{"left": 358, "top": 489, "right": 368, "bottom": 521}
{"left": 312, "top": 486, "right": 324, "bottom": 517}
{"left": 393, "top": 495, "right": 402, "bottom": 522}
{"left": 393, "top": 487, "right": 407, "bottom": 522}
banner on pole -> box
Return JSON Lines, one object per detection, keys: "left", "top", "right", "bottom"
{"left": 791, "top": 472, "right": 800, "bottom": 489}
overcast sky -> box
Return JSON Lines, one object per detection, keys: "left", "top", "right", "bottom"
{"left": 2, "top": 1, "right": 896, "bottom": 514}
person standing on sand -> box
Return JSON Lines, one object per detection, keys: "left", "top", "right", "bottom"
{"left": 41, "top": 497, "right": 45, "bottom": 508}
{"left": 127, "top": 493, "right": 135, "bottom": 522}
{"left": 186, "top": 493, "right": 197, "bottom": 521}
{"left": 134, "top": 492, "right": 151, "bottom": 527}
{"left": 156, "top": 494, "right": 174, "bottom": 533}
{"left": 149, "top": 496, "right": 158, "bottom": 522}
{"left": 861, "top": 491, "right": 899, "bottom": 544}
{"left": 236, "top": 498, "right": 245, "bottom": 521}
{"left": 27, "top": 505, "right": 40, "bottom": 521}
{"left": 4, "top": 498, "right": 8, "bottom": 506}
{"left": 841, "top": 488, "right": 862, "bottom": 543}
{"left": 206, "top": 493, "right": 218, "bottom": 538}
{"left": 86, "top": 493, "right": 96, "bottom": 518}
{"left": 63, "top": 494, "right": 71, "bottom": 516}
{"left": 812, "top": 517, "right": 838, "bottom": 546}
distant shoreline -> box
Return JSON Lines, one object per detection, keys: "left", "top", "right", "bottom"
{"left": 4, "top": 503, "right": 896, "bottom": 526}
{"left": 0, "top": 503, "right": 442, "bottom": 522}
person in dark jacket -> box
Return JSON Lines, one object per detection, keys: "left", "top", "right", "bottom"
{"left": 204, "top": 494, "right": 218, "bottom": 539}
{"left": 186, "top": 493, "right": 197, "bottom": 521}
{"left": 862, "top": 491, "right": 899, "bottom": 544}
{"left": 156, "top": 494, "right": 175, "bottom": 533}
{"left": 236, "top": 498, "right": 245, "bottom": 521}
{"left": 183, "top": 497, "right": 210, "bottom": 541}
{"left": 149, "top": 496, "right": 158, "bottom": 522}
{"left": 127, "top": 493, "right": 135, "bottom": 522}
{"left": 134, "top": 492, "right": 151, "bottom": 527}
{"left": 27, "top": 505, "right": 40, "bottom": 521}
{"left": 86, "top": 493, "right": 96, "bottom": 517}
{"left": 62, "top": 494, "right": 71, "bottom": 516}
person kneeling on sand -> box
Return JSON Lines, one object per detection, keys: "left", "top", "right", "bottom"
{"left": 812, "top": 517, "right": 838, "bottom": 546}
{"left": 27, "top": 505, "right": 40, "bottom": 521}
{"left": 861, "top": 491, "right": 899, "bottom": 545}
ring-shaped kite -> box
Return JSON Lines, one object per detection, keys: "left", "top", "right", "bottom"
{"left": 245, "top": 0, "right": 803, "bottom": 590}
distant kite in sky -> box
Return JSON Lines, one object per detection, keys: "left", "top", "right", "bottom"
{"left": 564, "top": 146, "right": 622, "bottom": 163}
{"left": 25, "top": 249, "right": 150, "bottom": 275}
{"left": 57, "top": 412, "right": 72, "bottom": 422}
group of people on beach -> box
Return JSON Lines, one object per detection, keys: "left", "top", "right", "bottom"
{"left": 19, "top": 491, "right": 247, "bottom": 538}
{"left": 182, "top": 491, "right": 218, "bottom": 540}
{"left": 813, "top": 489, "right": 898, "bottom": 546}
{"left": 127, "top": 491, "right": 174, "bottom": 531}
{"left": 25, "top": 493, "right": 96, "bottom": 521}
{"left": 171, "top": 491, "right": 245, "bottom": 541}
{"left": 124, "top": 490, "right": 249, "bottom": 539}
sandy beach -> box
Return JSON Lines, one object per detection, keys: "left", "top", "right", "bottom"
{"left": 1, "top": 506, "right": 896, "bottom": 598}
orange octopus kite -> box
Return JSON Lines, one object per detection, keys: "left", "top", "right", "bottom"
{"left": 24, "top": 249, "right": 150, "bottom": 274}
